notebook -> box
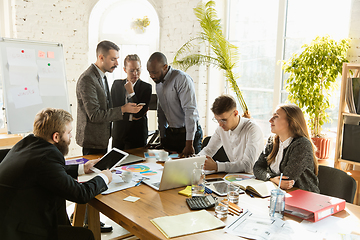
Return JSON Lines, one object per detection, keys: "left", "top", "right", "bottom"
{"left": 143, "top": 156, "right": 206, "bottom": 191}
{"left": 231, "top": 178, "right": 277, "bottom": 197}
{"left": 151, "top": 210, "right": 225, "bottom": 238}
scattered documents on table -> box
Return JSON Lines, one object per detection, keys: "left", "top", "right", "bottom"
{"left": 144, "top": 150, "right": 179, "bottom": 159}
{"left": 223, "top": 173, "right": 255, "bottom": 182}
{"left": 101, "top": 174, "right": 141, "bottom": 194}
{"left": 225, "top": 210, "right": 290, "bottom": 240}
{"left": 65, "top": 157, "right": 89, "bottom": 165}
{"left": 150, "top": 210, "right": 225, "bottom": 238}
{"left": 123, "top": 196, "right": 140, "bottom": 202}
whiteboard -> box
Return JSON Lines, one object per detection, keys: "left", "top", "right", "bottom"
{"left": 0, "top": 38, "right": 70, "bottom": 134}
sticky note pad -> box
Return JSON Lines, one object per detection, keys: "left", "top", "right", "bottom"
{"left": 178, "top": 186, "right": 192, "bottom": 197}
{"left": 38, "top": 51, "right": 45, "bottom": 58}
{"left": 47, "top": 51, "right": 55, "bottom": 58}
{"left": 124, "top": 196, "right": 140, "bottom": 202}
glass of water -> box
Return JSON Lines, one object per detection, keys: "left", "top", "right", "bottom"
{"left": 215, "top": 197, "right": 228, "bottom": 219}
{"left": 269, "top": 189, "right": 285, "bottom": 218}
{"left": 227, "top": 183, "right": 240, "bottom": 204}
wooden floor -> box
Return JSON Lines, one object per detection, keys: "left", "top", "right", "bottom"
{"left": 66, "top": 201, "right": 139, "bottom": 240}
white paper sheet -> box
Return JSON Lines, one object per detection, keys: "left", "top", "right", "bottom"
{"left": 37, "top": 60, "right": 64, "bottom": 79}
{"left": 9, "top": 85, "right": 42, "bottom": 109}
{"left": 7, "top": 47, "right": 38, "bottom": 85}
{"left": 38, "top": 77, "right": 66, "bottom": 96}
{"left": 300, "top": 216, "right": 353, "bottom": 235}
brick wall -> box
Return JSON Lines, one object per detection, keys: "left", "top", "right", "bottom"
{"left": 11, "top": 0, "right": 207, "bottom": 156}
{"left": 348, "top": 0, "right": 360, "bottom": 64}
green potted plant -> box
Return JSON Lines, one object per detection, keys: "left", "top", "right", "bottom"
{"left": 172, "top": 0, "right": 249, "bottom": 117}
{"left": 282, "top": 35, "right": 350, "bottom": 159}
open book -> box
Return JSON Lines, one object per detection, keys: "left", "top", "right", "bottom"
{"left": 231, "top": 179, "right": 277, "bottom": 197}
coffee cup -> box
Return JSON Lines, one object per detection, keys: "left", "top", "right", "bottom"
{"left": 158, "top": 151, "right": 169, "bottom": 161}
{"left": 121, "top": 171, "right": 133, "bottom": 183}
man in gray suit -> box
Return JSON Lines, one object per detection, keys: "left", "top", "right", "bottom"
{"left": 76, "top": 40, "right": 142, "bottom": 156}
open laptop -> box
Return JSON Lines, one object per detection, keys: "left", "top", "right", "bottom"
{"left": 120, "top": 154, "right": 146, "bottom": 166}
{"left": 143, "top": 156, "right": 206, "bottom": 191}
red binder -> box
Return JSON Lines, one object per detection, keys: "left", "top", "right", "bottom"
{"left": 285, "top": 189, "right": 345, "bottom": 222}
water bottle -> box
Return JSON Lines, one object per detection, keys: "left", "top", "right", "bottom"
{"left": 191, "top": 162, "right": 205, "bottom": 197}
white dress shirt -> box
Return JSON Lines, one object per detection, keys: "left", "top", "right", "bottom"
{"left": 270, "top": 137, "right": 293, "bottom": 174}
{"left": 199, "top": 117, "right": 264, "bottom": 173}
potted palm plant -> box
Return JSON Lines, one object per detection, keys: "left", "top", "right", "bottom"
{"left": 172, "top": 0, "right": 249, "bottom": 118}
{"left": 282, "top": 35, "right": 350, "bottom": 159}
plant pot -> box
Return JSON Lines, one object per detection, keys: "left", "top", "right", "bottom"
{"left": 311, "top": 137, "right": 331, "bottom": 159}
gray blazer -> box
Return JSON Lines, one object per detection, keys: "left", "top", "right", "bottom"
{"left": 76, "top": 64, "right": 123, "bottom": 149}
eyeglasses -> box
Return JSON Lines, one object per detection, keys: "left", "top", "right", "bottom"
{"left": 128, "top": 69, "right": 141, "bottom": 74}
{"left": 212, "top": 110, "right": 235, "bottom": 124}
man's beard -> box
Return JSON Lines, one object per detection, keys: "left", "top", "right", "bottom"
{"left": 54, "top": 136, "right": 70, "bottom": 156}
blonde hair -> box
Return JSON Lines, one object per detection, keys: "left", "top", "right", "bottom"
{"left": 33, "top": 108, "right": 73, "bottom": 141}
{"left": 124, "top": 54, "right": 141, "bottom": 68}
{"left": 267, "top": 104, "right": 318, "bottom": 175}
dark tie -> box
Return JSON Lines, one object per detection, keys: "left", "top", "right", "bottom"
{"left": 104, "top": 76, "right": 112, "bottom": 108}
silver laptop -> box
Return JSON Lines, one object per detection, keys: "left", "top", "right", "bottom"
{"left": 143, "top": 156, "right": 206, "bottom": 191}
{"left": 119, "top": 154, "right": 146, "bottom": 166}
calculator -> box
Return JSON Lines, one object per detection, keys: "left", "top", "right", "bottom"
{"left": 186, "top": 195, "right": 216, "bottom": 210}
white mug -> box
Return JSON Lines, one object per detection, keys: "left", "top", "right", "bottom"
{"left": 158, "top": 151, "right": 169, "bottom": 161}
{"left": 121, "top": 171, "right": 133, "bottom": 183}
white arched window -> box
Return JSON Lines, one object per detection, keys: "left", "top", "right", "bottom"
{"left": 88, "top": 0, "right": 160, "bottom": 131}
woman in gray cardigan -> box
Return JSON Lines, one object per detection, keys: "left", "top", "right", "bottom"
{"left": 253, "top": 104, "right": 319, "bottom": 193}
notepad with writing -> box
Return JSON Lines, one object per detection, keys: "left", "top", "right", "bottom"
{"left": 231, "top": 179, "right": 277, "bottom": 197}
{"left": 150, "top": 210, "right": 225, "bottom": 238}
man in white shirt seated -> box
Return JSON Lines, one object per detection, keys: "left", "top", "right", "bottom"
{"left": 199, "top": 95, "right": 264, "bottom": 173}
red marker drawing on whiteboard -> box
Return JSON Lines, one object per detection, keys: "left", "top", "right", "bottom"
{"left": 25, "top": 87, "right": 28, "bottom": 90}
{"left": 21, "top": 50, "right": 24, "bottom": 53}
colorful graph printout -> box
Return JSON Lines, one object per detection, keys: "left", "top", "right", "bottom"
{"left": 121, "top": 165, "right": 150, "bottom": 172}
{"left": 121, "top": 165, "right": 158, "bottom": 176}
{"left": 140, "top": 170, "right": 158, "bottom": 176}
{"left": 224, "top": 174, "right": 254, "bottom": 182}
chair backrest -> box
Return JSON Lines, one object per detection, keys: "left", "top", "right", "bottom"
{"left": 201, "top": 136, "right": 229, "bottom": 162}
{"left": 0, "top": 149, "right": 11, "bottom": 164}
{"left": 318, "top": 165, "right": 357, "bottom": 203}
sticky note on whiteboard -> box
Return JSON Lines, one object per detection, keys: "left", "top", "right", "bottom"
{"left": 38, "top": 51, "right": 45, "bottom": 58}
{"left": 47, "top": 51, "right": 55, "bottom": 58}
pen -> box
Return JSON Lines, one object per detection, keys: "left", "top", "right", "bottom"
{"left": 135, "top": 179, "right": 143, "bottom": 186}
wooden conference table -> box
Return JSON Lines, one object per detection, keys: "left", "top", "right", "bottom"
{"left": 72, "top": 148, "right": 360, "bottom": 240}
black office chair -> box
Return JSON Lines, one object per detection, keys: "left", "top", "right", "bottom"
{"left": 0, "top": 149, "right": 11, "bottom": 164}
{"left": 318, "top": 165, "right": 357, "bottom": 203}
{"left": 201, "top": 136, "right": 229, "bottom": 162}
{"left": 147, "top": 94, "right": 160, "bottom": 145}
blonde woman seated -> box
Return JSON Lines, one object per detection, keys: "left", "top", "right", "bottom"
{"left": 253, "top": 104, "right": 319, "bottom": 193}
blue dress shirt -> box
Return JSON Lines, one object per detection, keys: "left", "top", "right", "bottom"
{"left": 156, "top": 66, "right": 200, "bottom": 141}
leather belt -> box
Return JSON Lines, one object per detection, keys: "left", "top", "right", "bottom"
{"left": 167, "top": 127, "right": 186, "bottom": 134}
